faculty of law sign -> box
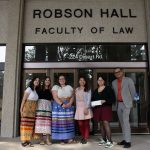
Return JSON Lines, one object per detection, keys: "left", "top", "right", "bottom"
{"left": 33, "top": 8, "right": 136, "bottom": 35}
{"left": 23, "top": 0, "right": 146, "bottom": 43}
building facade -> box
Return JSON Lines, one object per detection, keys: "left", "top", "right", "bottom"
{"left": 0, "top": 0, "right": 150, "bottom": 137}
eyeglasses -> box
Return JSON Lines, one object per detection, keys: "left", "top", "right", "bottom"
{"left": 59, "top": 78, "right": 65, "bottom": 80}
{"left": 114, "top": 70, "right": 121, "bottom": 74}
{"left": 98, "top": 79, "right": 104, "bottom": 81}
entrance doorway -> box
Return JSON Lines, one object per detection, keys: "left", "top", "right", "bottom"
{"left": 22, "top": 68, "right": 149, "bottom": 133}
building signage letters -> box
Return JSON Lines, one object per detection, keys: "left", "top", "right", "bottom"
{"left": 32, "top": 8, "right": 137, "bottom": 36}
{"left": 33, "top": 9, "right": 136, "bottom": 18}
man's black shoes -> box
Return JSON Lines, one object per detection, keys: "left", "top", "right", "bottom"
{"left": 118, "top": 140, "right": 131, "bottom": 148}
{"left": 117, "top": 140, "right": 126, "bottom": 145}
{"left": 124, "top": 142, "right": 131, "bottom": 148}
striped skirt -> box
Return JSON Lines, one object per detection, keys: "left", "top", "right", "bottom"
{"left": 52, "top": 100, "right": 75, "bottom": 140}
{"left": 20, "top": 100, "right": 37, "bottom": 142}
{"left": 35, "top": 99, "right": 52, "bottom": 134}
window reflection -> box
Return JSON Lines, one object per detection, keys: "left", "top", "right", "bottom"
{"left": 131, "top": 45, "right": 146, "bottom": 61}
{"left": 0, "top": 71, "right": 4, "bottom": 116}
{"left": 0, "top": 45, "right": 6, "bottom": 127}
{"left": 24, "top": 44, "right": 147, "bottom": 62}
{"left": 0, "top": 46, "right": 6, "bottom": 62}
{"left": 25, "top": 46, "right": 35, "bottom": 62}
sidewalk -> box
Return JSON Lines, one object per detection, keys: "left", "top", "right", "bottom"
{"left": 0, "top": 135, "right": 150, "bottom": 150}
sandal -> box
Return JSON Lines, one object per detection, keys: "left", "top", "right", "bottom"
{"left": 60, "top": 140, "right": 65, "bottom": 145}
{"left": 40, "top": 140, "right": 45, "bottom": 145}
{"left": 46, "top": 136, "right": 52, "bottom": 145}
{"left": 46, "top": 140, "right": 52, "bottom": 145}
{"left": 67, "top": 139, "right": 77, "bottom": 144}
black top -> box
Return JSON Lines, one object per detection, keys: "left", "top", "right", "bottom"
{"left": 38, "top": 89, "right": 53, "bottom": 100}
{"left": 92, "top": 86, "right": 115, "bottom": 107}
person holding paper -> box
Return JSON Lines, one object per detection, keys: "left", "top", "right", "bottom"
{"left": 92, "top": 75, "right": 115, "bottom": 148}
{"left": 75, "top": 76, "right": 93, "bottom": 144}
{"left": 112, "top": 68, "right": 136, "bottom": 148}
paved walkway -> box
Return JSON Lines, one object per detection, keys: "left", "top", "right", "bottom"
{"left": 0, "top": 135, "right": 150, "bottom": 150}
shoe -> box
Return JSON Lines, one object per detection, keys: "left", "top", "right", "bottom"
{"left": 98, "top": 139, "right": 107, "bottom": 146}
{"left": 46, "top": 136, "right": 52, "bottom": 145}
{"left": 21, "top": 142, "right": 28, "bottom": 147}
{"left": 60, "top": 140, "right": 65, "bottom": 145}
{"left": 124, "top": 142, "right": 131, "bottom": 148}
{"left": 39, "top": 140, "right": 45, "bottom": 145}
{"left": 105, "top": 141, "right": 114, "bottom": 148}
{"left": 68, "top": 139, "right": 77, "bottom": 144}
{"left": 117, "top": 140, "right": 126, "bottom": 145}
{"left": 46, "top": 139, "right": 52, "bottom": 145}
{"left": 80, "top": 138, "right": 84, "bottom": 143}
{"left": 28, "top": 142, "right": 34, "bottom": 147}
{"left": 81, "top": 139, "right": 87, "bottom": 144}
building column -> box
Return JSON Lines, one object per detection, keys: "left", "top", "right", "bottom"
{"left": 144, "top": 0, "right": 150, "bottom": 129}
{"left": 1, "top": 0, "right": 24, "bottom": 137}
{"left": 145, "top": 1, "right": 150, "bottom": 67}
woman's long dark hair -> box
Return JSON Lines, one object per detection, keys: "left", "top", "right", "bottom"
{"left": 97, "top": 74, "right": 106, "bottom": 87}
{"left": 28, "top": 77, "right": 40, "bottom": 92}
{"left": 78, "top": 76, "right": 90, "bottom": 92}
{"left": 42, "top": 76, "right": 51, "bottom": 91}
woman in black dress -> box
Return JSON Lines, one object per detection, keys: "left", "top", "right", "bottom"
{"left": 92, "top": 75, "right": 115, "bottom": 148}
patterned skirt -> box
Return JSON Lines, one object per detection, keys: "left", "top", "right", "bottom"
{"left": 52, "top": 100, "right": 75, "bottom": 140}
{"left": 35, "top": 99, "right": 52, "bottom": 134}
{"left": 20, "top": 100, "right": 37, "bottom": 142}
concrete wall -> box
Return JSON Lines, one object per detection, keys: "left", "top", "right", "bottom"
{"left": 1, "top": 0, "right": 24, "bottom": 137}
{"left": 0, "top": 0, "right": 8, "bottom": 44}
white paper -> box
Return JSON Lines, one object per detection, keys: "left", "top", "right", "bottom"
{"left": 91, "top": 100, "right": 102, "bottom": 107}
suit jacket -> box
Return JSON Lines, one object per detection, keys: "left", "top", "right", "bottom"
{"left": 112, "top": 77, "right": 136, "bottom": 108}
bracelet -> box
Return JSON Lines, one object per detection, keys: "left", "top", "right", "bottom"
{"left": 60, "top": 103, "right": 63, "bottom": 107}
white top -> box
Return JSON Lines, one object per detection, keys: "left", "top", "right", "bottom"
{"left": 52, "top": 85, "right": 73, "bottom": 98}
{"left": 25, "top": 87, "right": 39, "bottom": 101}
